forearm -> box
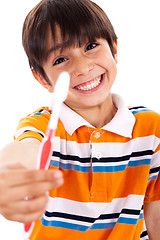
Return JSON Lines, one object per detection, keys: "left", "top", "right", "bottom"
{"left": 144, "top": 200, "right": 160, "bottom": 240}
{"left": 146, "top": 219, "right": 160, "bottom": 239}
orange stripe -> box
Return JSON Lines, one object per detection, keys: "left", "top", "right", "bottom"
{"left": 49, "top": 165, "right": 150, "bottom": 202}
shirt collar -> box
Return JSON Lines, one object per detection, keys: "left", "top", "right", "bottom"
{"left": 59, "top": 94, "right": 135, "bottom": 138}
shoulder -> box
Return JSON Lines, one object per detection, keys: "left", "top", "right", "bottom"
{"left": 27, "top": 107, "right": 51, "bottom": 118}
{"left": 128, "top": 106, "right": 160, "bottom": 137}
{"left": 15, "top": 107, "right": 51, "bottom": 142}
{"left": 129, "top": 106, "right": 160, "bottom": 121}
{"left": 20, "top": 107, "right": 51, "bottom": 124}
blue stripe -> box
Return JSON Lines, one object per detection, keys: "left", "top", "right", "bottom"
{"left": 49, "top": 160, "right": 59, "bottom": 168}
{"left": 41, "top": 218, "right": 88, "bottom": 231}
{"left": 32, "top": 110, "right": 49, "bottom": 116}
{"left": 50, "top": 158, "right": 151, "bottom": 173}
{"left": 118, "top": 217, "right": 138, "bottom": 225}
{"left": 93, "top": 164, "right": 127, "bottom": 173}
{"left": 92, "top": 159, "right": 150, "bottom": 173}
{"left": 49, "top": 160, "right": 91, "bottom": 172}
{"left": 41, "top": 218, "right": 116, "bottom": 231}
{"left": 90, "top": 222, "right": 116, "bottom": 230}
{"left": 139, "top": 213, "right": 143, "bottom": 220}
{"left": 33, "top": 113, "right": 42, "bottom": 116}
{"left": 131, "top": 109, "right": 152, "bottom": 115}
{"left": 50, "top": 160, "right": 126, "bottom": 173}
{"left": 148, "top": 175, "right": 158, "bottom": 182}
{"left": 128, "top": 158, "right": 151, "bottom": 167}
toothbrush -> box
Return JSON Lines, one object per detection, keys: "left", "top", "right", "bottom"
{"left": 37, "top": 71, "right": 70, "bottom": 170}
{"left": 24, "top": 71, "right": 70, "bottom": 239}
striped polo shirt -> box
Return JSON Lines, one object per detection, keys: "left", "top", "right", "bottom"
{"left": 14, "top": 94, "right": 160, "bottom": 240}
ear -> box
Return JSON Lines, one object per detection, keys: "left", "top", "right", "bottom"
{"left": 32, "top": 70, "right": 54, "bottom": 92}
{"left": 113, "top": 40, "right": 118, "bottom": 64}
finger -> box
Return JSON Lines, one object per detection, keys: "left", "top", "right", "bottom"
{"left": 5, "top": 208, "right": 46, "bottom": 224}
{"left": 2, "top": 193, "right": 48, "bottom": 218}
{"left": 0, "top": 176, "right": 63, "bottom": 203}
{"left": 1, "top": 169, "right": 63, "bottom": 187}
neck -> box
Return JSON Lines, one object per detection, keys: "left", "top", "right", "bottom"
{"left": 72, "top": 94, "right": 117, "bottom": 128}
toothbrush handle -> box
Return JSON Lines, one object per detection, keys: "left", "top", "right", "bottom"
{"left": 38, "top": 128, "right": 55, "bottom": 169}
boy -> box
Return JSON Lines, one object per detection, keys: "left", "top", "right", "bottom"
{"left": 0, "top": 0, "right": 160, "bottom": 239}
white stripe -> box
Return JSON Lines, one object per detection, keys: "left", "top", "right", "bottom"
{"left": 93, "top": 155, "right": 151, "bottom": 167}
{"left": 52, "top": 156, "right": 152, "bottom": 168}
{"left": 53, "top": 137, "right": 91, "bottom": 157}
{"left": 129, "top": 155, "right": 152, "bottom": 161}
{"left": 140, "top": 220, "right": 148, "bottom": 239}
{"left": 14, "top": 127, "right": 45, "bottom": 139}
{"left": 130, "top": 107, "right": 147, "bottom": 111}
{"left": 50, "top": 157, "right": 91, "bottom": 167}
{"left": 150, "top": 150, "right": 160, "bottom": 169}
{"left": 16, "top": 129, "right": 159, "bottom": 161}
{"left": 52, "top": 135, "right": 159, "bottom": 160}
{"left": 95, "top": 219, "right": 117, "bottom": 224}
{"left": 149, "top": 172, "right": 158, "bottom": 178}
{"left": 42, "top": 195, "right": 144, "bottom": 227}
{"left": 140, "top": 237, "right": 149, "bottom": 240}
{"left": 92, "top": 161, "right": 129, "bottom": 167}
{"left": 45, "top": 195, "right": 144, "bottom": 218}
{"left": 120, "top": 214, "right": 138, "bottom": 219}
{"left": 46, "top": 197, "right": 107, "bottom": 217}
{"left": 43, "top": 216, "right": 91, "bottom": 226}
{"left": 51, "top": 157, "right": 150, "bottom": 168}
{"left": 91, "top": 135, "right": 159, "bottom": 158}
{"left": 148, "top": 172, "right": 159, "bottom": 182}
{"left": 43, "top": 215, "right": 118, "bottom": 225}
{"left": 51, "top": 155, "right": 151, "bottom": 168}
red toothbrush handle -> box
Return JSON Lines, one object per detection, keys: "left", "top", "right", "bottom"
{"left": 39, "top": 129, "right": 55, "bottom": 169}
{"left": 39, "top": 129, "right": 53, "bottom": 169}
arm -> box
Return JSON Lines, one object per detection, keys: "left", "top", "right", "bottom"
{"left": 0, "top": 139, "right": 63, "bottom": 223}
{"left": 0, "top": 138, "right": 40, "bottom": 169}
{"left": 144, "top": 200, "right": 160, "bottom": 240}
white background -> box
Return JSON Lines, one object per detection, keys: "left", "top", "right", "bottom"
{"left": 0, "top": 0, "right": 160, "bottom": 239}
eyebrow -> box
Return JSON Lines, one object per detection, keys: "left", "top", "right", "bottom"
{"left": 45, "top": 45, "right": 62, "bottom": 61}
{"left": 46, "top": 41, "right": 74, "bottom": 60}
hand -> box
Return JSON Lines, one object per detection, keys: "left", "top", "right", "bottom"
{"left": 0, "top": 163, "right": 63, "bottom": 223}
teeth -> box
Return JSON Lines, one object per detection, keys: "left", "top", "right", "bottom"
{"left": 76, "top": 75, "right": 102, "bottom": 91}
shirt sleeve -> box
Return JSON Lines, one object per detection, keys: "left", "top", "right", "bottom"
{"left": 144, "top": 116, "right": 160, "bottom": 202}
{"left": 14, "top": 107, "right": 51, "bottom": 142}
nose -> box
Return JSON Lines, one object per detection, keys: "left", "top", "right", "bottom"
{"left": 72, "top": 55, "right": 94, "bottom": 77}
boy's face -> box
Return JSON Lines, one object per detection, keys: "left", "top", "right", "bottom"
{"left": 39, "top": 27, "right": 118, "bottom": 112}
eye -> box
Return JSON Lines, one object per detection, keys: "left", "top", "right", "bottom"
{"left": 85, "top": 42, "right": 99, "bottom": 52}
{"left": 53, "top": 57, "right": 68, "bottom": 65}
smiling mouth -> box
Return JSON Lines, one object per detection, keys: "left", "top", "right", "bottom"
{"left": 74, "top": 74, "right": 104, "bottom": 91}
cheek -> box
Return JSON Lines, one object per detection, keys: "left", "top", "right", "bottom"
{"left": 67, "top": 88, "right": 78, "bottom": 99}
{"left": 99, "top": 54, "right": 117, "bottom": 77}
{"left": 44, "top": 69, "right": 60, "bottom": 88}
{"left": 101, "top": 54, "right": 117, "bottom": 84}
{"left": 64, "top": 89, "right": 74, "bottom": 103}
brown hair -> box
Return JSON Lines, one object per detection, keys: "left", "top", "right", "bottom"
{"left": 22, "top": 0, "right": 117, "bottom": 84}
